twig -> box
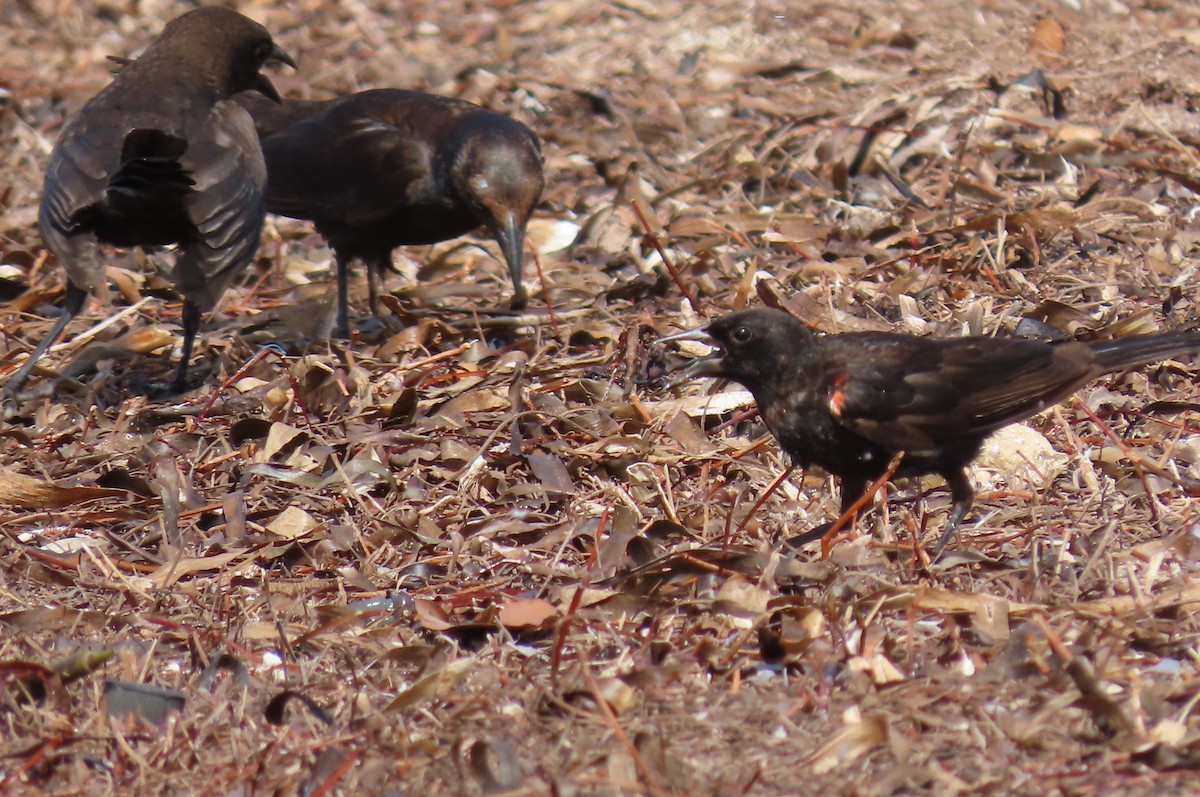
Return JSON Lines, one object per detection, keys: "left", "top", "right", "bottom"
{"left": 821, "top": 451, "right": 905, "bottom": 558}
{"left": 551, "top": 504, "right": 608, "bottom": 687}
{"left": 531, "top": 249, "right": 560, "bottom": 337}
{"left": 196, "top": 344, "right": 315, "bottom": 429}
{"left": 580, "top": 652, "right": 667, "bottom": 796}
{"left": 731, "top": 465, "right": 794, "bottom": 541}
{"left": 630, "top": 198, "right": 704, "bottom": 318}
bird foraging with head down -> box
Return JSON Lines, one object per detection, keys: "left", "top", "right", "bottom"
{"left": 6, "top": 6, "right": 295, "bottom": 396}
{"left": 662, "top": 307, "right": 1200, "bottom": 559}
{"left": 238, "top": 88, "right": 545, "bottom": 337}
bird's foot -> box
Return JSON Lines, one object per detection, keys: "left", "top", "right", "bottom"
{"left": 783, "top": 523, "right": 831, "bottom": 551}
{"left": 125, "top": 373, "right": 191, "bottom": 398}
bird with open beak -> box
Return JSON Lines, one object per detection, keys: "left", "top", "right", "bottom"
{"left": 8, "top": 6, "right": 295, "bottom": 395}
{"left": 662, "top": 307, "right": 1200, "bottom": 559}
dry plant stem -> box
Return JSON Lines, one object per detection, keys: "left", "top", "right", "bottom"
{"left": 14, "top": 543, "right": 158, "bottom": 574}
{"left": 398, "top": 341, "right": 473, "bottom": 377}
{"left": 230, "top": 265, "right": 273, "bottom": 312}
{"left": 580, "top": 653, "right": 666, "bottom": 797}
{"left": 551, "top": 504, "right": 609, "bottom": 687}
{"left": 730, "top": 433, "right": 773, "bottom": 460}
{"left": 1077, "top": 399, "right": 1198, "bottom": 491}
{"left": 4, "top": 732, "right": 71, "bottom": 790}
{"left": 732, "top": 464, "right": 794, "bottom": 541}
{"left": 46, "top": 296, "right": 154, "bottom": 355}
{"left": 1071, "top": 397, "right": 1174, "bottom": 517}
{"left": 713, "top": 406, "right": 759, "bottom": 435}
{"left": 821, "top": 451, "right": 905, "bottom": 559}
{"left": 531, "top": 249, "right": 560, "bottom": 337}
{"left": 308, "top": 750, "right": 360, "bottom": 797}
{"left": 629, "top": 198, "right": 704, "bottom": 318}
{"left": 1032, "top": 614, "right": 1137, "bottom": 736}
{"left": 197, "top": 344, "right": 315, "bottom": 429}
{"left": 3, "top": 294, "right": 149, "bottom": 380}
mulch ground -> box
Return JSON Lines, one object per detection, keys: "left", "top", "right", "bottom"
{"left": 4, "top": 1, "right": 1200, "bottom": 794}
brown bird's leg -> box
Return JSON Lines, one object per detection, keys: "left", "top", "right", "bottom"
{"left": 171, "top": 299, "right": 202, "bottom": 393}
{"left": 784, "top": 476, "right": 869, "bottom": 549}
{"left": 365, "top": 252, "right": 388, "bottom": 323}
{"left": 4, "top": 281, "right": 88, "bottom": 394}
{"left": 333, "top": 250, "right": 352, "bottom": 338}
{"left": 817, "top": 476, "right": 869, "bottom": 557}
{"left": 930, "top": 468, "right": 975, "bottom": 560}
{"left": 836, "top": 477, "right": 869, "bottom": 534}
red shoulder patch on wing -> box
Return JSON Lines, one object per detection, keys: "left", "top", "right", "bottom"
{"left": 828, "top": 372, "right": 850, "bottom": 417}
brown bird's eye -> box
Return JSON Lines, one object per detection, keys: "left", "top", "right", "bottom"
{"left": 730, "top": 325, "right": 753, "bottom": 344}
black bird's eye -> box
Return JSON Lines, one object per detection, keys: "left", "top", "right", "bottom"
{"left": 730, "top": 325, "right": 754, "bottom": 344}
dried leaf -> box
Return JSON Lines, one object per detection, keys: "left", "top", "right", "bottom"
{"left": 802, "top": 712, "right": 890, "bottom": 774}
{"left": 0, "top": 469, "right": 125, "bottom": 509}
{"left": 265, "top": 506, "right": 320, "bottom": 539}
{"left": 1028, "top": 16, "right": 1065, "bottom": 62}
{"left": 385, "top": 658, "right": 472, "bottom": 713}
{"left": 497, "top": 598, "right": 558, "bottom": 629}
{"left": 526, "top": 451, "right": 575, "bottom": 494}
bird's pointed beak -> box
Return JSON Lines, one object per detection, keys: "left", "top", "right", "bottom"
{"left": 655, "top": 327, "right": 711, "bottom": 345}
{"left": 253, "top": 74, "right": 283, "bottom": 103}
{"left": 268, "top": 44, "right": 297, "bottom": 71}
{"left": 254, "top": 45, "right": 296, "bottom": 105}
{"left": 494, "top": 211, "right": 528, "bottom": 310}
{"left": 657, "top": 325, "right": 725, "bottom": 386}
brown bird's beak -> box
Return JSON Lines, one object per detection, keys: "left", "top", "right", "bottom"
{"left": 253, "top": 74, "right": 283, "bottom": 103}
{"left": 254, "top": 45, "right": 297, "bottom": 104}
{"left": 266, "top": 43, "right": 298, "bottom": 70}
{"left": 495, "top": 212, "right": 529, "bottom": 310}
{"left": 656, "top": 326, "right": 725, "bottom": 385}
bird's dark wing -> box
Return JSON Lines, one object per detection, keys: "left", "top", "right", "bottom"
{"left": 172, "top": 101, "right": 267, "bottom": 309}
{"left": 823, "top": 336, "right": 1096, "bottom": 454}
{"left": 38, "top": 117, "right": 142, "bottom": 293}
{"left": 39, "top": 123, "right": 123, "bottom": 238}
{"left": 260, "top": 111, "right": 432, "bottom": 226}
{"left": 235, "top": 92, "right": 336, "bottom": 138}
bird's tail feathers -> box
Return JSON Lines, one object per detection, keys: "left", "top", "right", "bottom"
{"left": 107, "top": 129, "right": 195, "bottom": 209}
{"left": 1090, "top": 331, "right": 1200, "bottom": 373}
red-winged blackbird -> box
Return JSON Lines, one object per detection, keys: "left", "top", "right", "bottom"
{"left": 662, "top": 307, "right": 1200, "bottom": 558}
{"left": 237, "top": 88, "right": 544, "bottom": 336}
{"left": 6, "top": 7, "right": 294, "bottom": 396}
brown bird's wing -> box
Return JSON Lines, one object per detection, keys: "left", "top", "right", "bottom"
{"left": 235, "top": 92, "right": 336, "bottom": 138}
{"left": 171, "top": 101, "right": 267, "bottom": 310}
{"left": 822, "top": 336, "right": 1096, "bottom": 455}
{"left": 259, "top": 111, "right": 433, "bottom": 226}
{"left": 38, "top": 121, "right": 133, "bottom": 290}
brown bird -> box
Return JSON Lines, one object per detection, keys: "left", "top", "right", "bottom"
{"left": 663, "top": 308, "right": 1200, "bottom": 558}
{"left": 239, "top": 88, "right": 544, "bottom": 336}
{"left": 7, "top": 7, "right": 294, "bottom": 395}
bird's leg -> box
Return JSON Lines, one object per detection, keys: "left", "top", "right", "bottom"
{"left": 4, "top": 281, "right": 88, "bottom": 394}
{"left": 785, "top": 476, "right": 869, "bottom": 550}
{"left": 335, "top": 251, "right": 352, "bottom": 339}
{"left": 366, "top": 252, "right": 388, "bottom": 321}
{"left": 171, "top": 299, "right": 202, "bottom": 393}
{"left": 817, "top": 477, "right": 869, "bottom": 557}
{"left": 930, "top": 468, "right": 975, "bottom": 560}
{"left": 836, "top": 478, "right": 868, "bottom": 536}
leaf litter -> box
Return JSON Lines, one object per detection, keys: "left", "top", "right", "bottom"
{"left": 4, "top": 0, "right": 1200, "bottom": 794}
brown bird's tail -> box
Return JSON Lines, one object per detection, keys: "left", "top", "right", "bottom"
{"left": 107, "top": 129, "right": 195, "bottom": 213}
{"left": 1089, "top": 331, "right": 1200, "bottom": 373}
